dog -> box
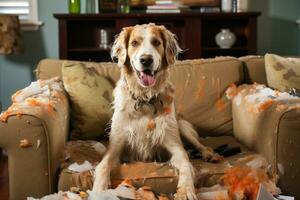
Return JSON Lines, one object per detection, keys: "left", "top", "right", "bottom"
{"left": 92, "top": 23, "right": 221, "bottom": 200}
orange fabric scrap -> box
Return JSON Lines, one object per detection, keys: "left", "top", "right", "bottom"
{"left": 26, "top": 98, "right": 43, "bottom": 107}
{"left": 196, "top": 79, "right": 206, "bottom": 100}
{"left": 164, "top": 107, "right": 172, "bottom": 114}
{"left": 0, "top": 111, "right": 10, "bottom": 123}
{"left": 226, "top": 83, "right": 239, "bottom": 99}
{"left": 0, "top": 104, "right": 21, "bottom": 123}
{"left": 147, "top": 119, "right": 156, "bottom": 131}
{"left": 11, "top": 90, "right": 22, "bottom": 103}
{"left": 222, "top": 167, "right": 268, "bottom": 200}
{"left": 215, "top": 98, "right": 226, "bottom": 112}
{"left": 46, "top": 102, "right": 56, "bottom": 114}
{"left": 121, "top": 178, "right": 134, "bottom": 187}
{"left": 26, "top": 98, "right": 56, "bottom": 115}
{"left": 19, "top": 139, "right": 32, "bottom": 148}
{"left": 258, "top": 100, "right": 274, "bottom": 112}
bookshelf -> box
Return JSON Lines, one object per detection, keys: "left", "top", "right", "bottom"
{"left": 54, "top": 12, "right": 260, "bottom": 62}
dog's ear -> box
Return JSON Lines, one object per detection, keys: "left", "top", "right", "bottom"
{"left": 111, "top": 27, "right": 133, "bottom": 66}
{"left": 160, "top": 27, "right": 182, "bottom": 66}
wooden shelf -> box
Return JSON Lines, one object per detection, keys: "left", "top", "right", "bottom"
{"left": 68, "top": 47, "right": 110, "bottom": 53}
{"left": 54, "top": 12, "right": 260, "bottom": 61}
{"left": 54, "top": 12, "right": 261, "bottom": 19}
{"left": 202, "top": 47, "right": 248, "bottom": 51}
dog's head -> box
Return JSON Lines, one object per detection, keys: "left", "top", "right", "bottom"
{"left": 111, "top": 23, "right": 181, "bottom": 88}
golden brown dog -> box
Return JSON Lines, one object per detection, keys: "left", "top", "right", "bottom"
{"left": 92, "top": 23, "right": 221, "bottom": 200}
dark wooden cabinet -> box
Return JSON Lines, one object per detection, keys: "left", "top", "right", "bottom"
{"left": 54, "top": 12, "right": 260, "bottom": 62}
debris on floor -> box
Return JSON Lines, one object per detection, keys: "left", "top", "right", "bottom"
{"left": 68, "top": 161, "right": 93, "bottom": 173}
{"left": 27, "top": 191, "right": 82, "bottom": 200}
{"left": 196, "top": 184, "right": 230, "bottom": 200}
{"left": 222, "top": 166, "right": 281, "bottom": 200}
{"left": 60, "top": 140, "right": 106, "bottom": 170}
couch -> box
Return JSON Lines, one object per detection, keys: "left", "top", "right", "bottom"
{"left": 0, "top": 56, "right": 299, "bottom": 200}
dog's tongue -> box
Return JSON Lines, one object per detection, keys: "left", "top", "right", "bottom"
{"left": 140, "top": 71, "right": 155, "bottom": 86}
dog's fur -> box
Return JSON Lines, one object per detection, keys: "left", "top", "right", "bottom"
{"left": 92, "top": 23, "right": 220, "bottom": 200}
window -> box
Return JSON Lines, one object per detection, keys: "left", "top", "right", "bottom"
{"left": 0, "top": 0, "right": 42, "bottom": 30}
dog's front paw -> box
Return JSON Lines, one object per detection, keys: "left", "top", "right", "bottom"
{"left": 202, "top": 148, "right": 223, "bottom": 163}
{"left": 175, "top": 187, "right": 198, "bottom": 200}
{"left": 92, "top": 176, "right": 110, "bottom": 192}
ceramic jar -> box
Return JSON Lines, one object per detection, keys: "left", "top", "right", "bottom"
{"left": 215, "top": 29, "right": 236, "bottom": 49}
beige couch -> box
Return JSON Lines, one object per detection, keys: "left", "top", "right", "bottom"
{"left": 0, "top": 56, "right": 299, "bottom": 200}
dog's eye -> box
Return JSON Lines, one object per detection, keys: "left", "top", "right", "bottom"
{"left": 151, "top": 39, "right": 161, "bottom": 47}
{"left": 131, "top": 40, "right": 139, "bottom": 47}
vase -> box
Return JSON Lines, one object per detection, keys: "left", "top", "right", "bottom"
{"left": 215, "top": 29, "right": 236, "bottom": 49}
{"left": 69, "top": 0, "right": 81, "bottom": 13}
{"left": 118, "top": 0, "right": 130, "bottom": 13}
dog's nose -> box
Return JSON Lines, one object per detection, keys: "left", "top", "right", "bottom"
{"left": 140, "top": 55, "right": 153, "bottom": 68}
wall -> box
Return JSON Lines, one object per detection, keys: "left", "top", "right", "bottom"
{"left": 250, "top": 0, "right": 300, "bottom": 56}
{"left": 0, "top": 0, "right": 300, "bottom": 110}
{"left": 0, "top": 0, "right": 67, "bottom": 110}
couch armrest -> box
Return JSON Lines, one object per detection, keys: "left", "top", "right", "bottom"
{"left": 230, "top": 84, "right": 300, "bottom": 197}
{"left": 0, "top": 79, "right": 70, "bottom": 200}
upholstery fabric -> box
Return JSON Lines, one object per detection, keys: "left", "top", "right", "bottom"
{"left": 169, "top": 57, "right": 244, "bottom": 136}
{"left": 239, "top": 55, "right": 267, "bottom": 85}
{"left": 265, "top": 54, "right": 300, "bottom": 92}
{"left": 0, "top": 78, "right": 70, "bottom": 200}
{"left": 58, "top": 136, "right": 263, "bottom": 194}
{"left": 62, "top": 61, "right": 114, "bottom": 140}
{"left": 39, "top": 57, "right": 244, "bottom": 137}
{"left": 229, "top": 83, "right": 300, "bottom": 197}
{"left": 2, "top": 57, "right": 298, "bottom": 199}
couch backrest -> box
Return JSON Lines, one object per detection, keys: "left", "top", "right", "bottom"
{"left": 36, "top": 57, "right": 250, "bottom": 136}
{"left": 239, "top": 56, "right": 267, "bottom": 85}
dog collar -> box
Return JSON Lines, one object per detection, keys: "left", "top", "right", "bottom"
{"left": 130, "top": 91, "right": 164, "bottom": 115}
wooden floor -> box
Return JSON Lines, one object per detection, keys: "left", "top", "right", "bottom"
{"left": 0, "top": 154, "right": 9, "bottom": 200}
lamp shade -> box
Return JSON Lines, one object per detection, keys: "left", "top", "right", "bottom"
{"left": 0, "top": 14, "right": 23, "bottom": 54}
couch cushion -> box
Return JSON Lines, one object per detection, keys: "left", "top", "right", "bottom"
{"left": 62, "top": 61, "right": 114, "bottom": 140}
{"left": 38, "top": 57, "right": 244, "bottom": 137}
{"left": 239, "top": 56, "right": 267, "bottom": 85}
{"left": 265, "top": 54, "right": 300, "bottom": 92}
{"left": 170, "top": 57, "right": 243, "bottom": 136}
{"left": 58, "top": 136, "right": 269, "bottom": 194}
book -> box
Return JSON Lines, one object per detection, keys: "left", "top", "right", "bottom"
{"left": 199, "top": 6, "right": 220, "bottom": 13}
{"left": 146, "top": 9, "right": 181, "bottom": 13}
{"left": 146, "top": 0, "right": 189, "bottom": 13}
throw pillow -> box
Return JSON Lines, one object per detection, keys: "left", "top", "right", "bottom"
{"left": 62, "top": 61, "right": 114, "bottom": 140}
{"left": 265, "top": 54, "right": 300, "bottom": 92}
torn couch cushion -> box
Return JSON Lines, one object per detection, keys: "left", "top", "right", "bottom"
{"left": 58, "top": 136, "right": 279, "bottom": 196}
{"left": 265, "top": 54, "right": 300, "bottom": 92}
{"left": 62, "top": 61, "right": 114, "bottom": 140}
{"left": 0, "top": 77, "right": 67, "bottom": 123}
{"left": 169, "top": 57, "right": 244, "bottom": 137}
